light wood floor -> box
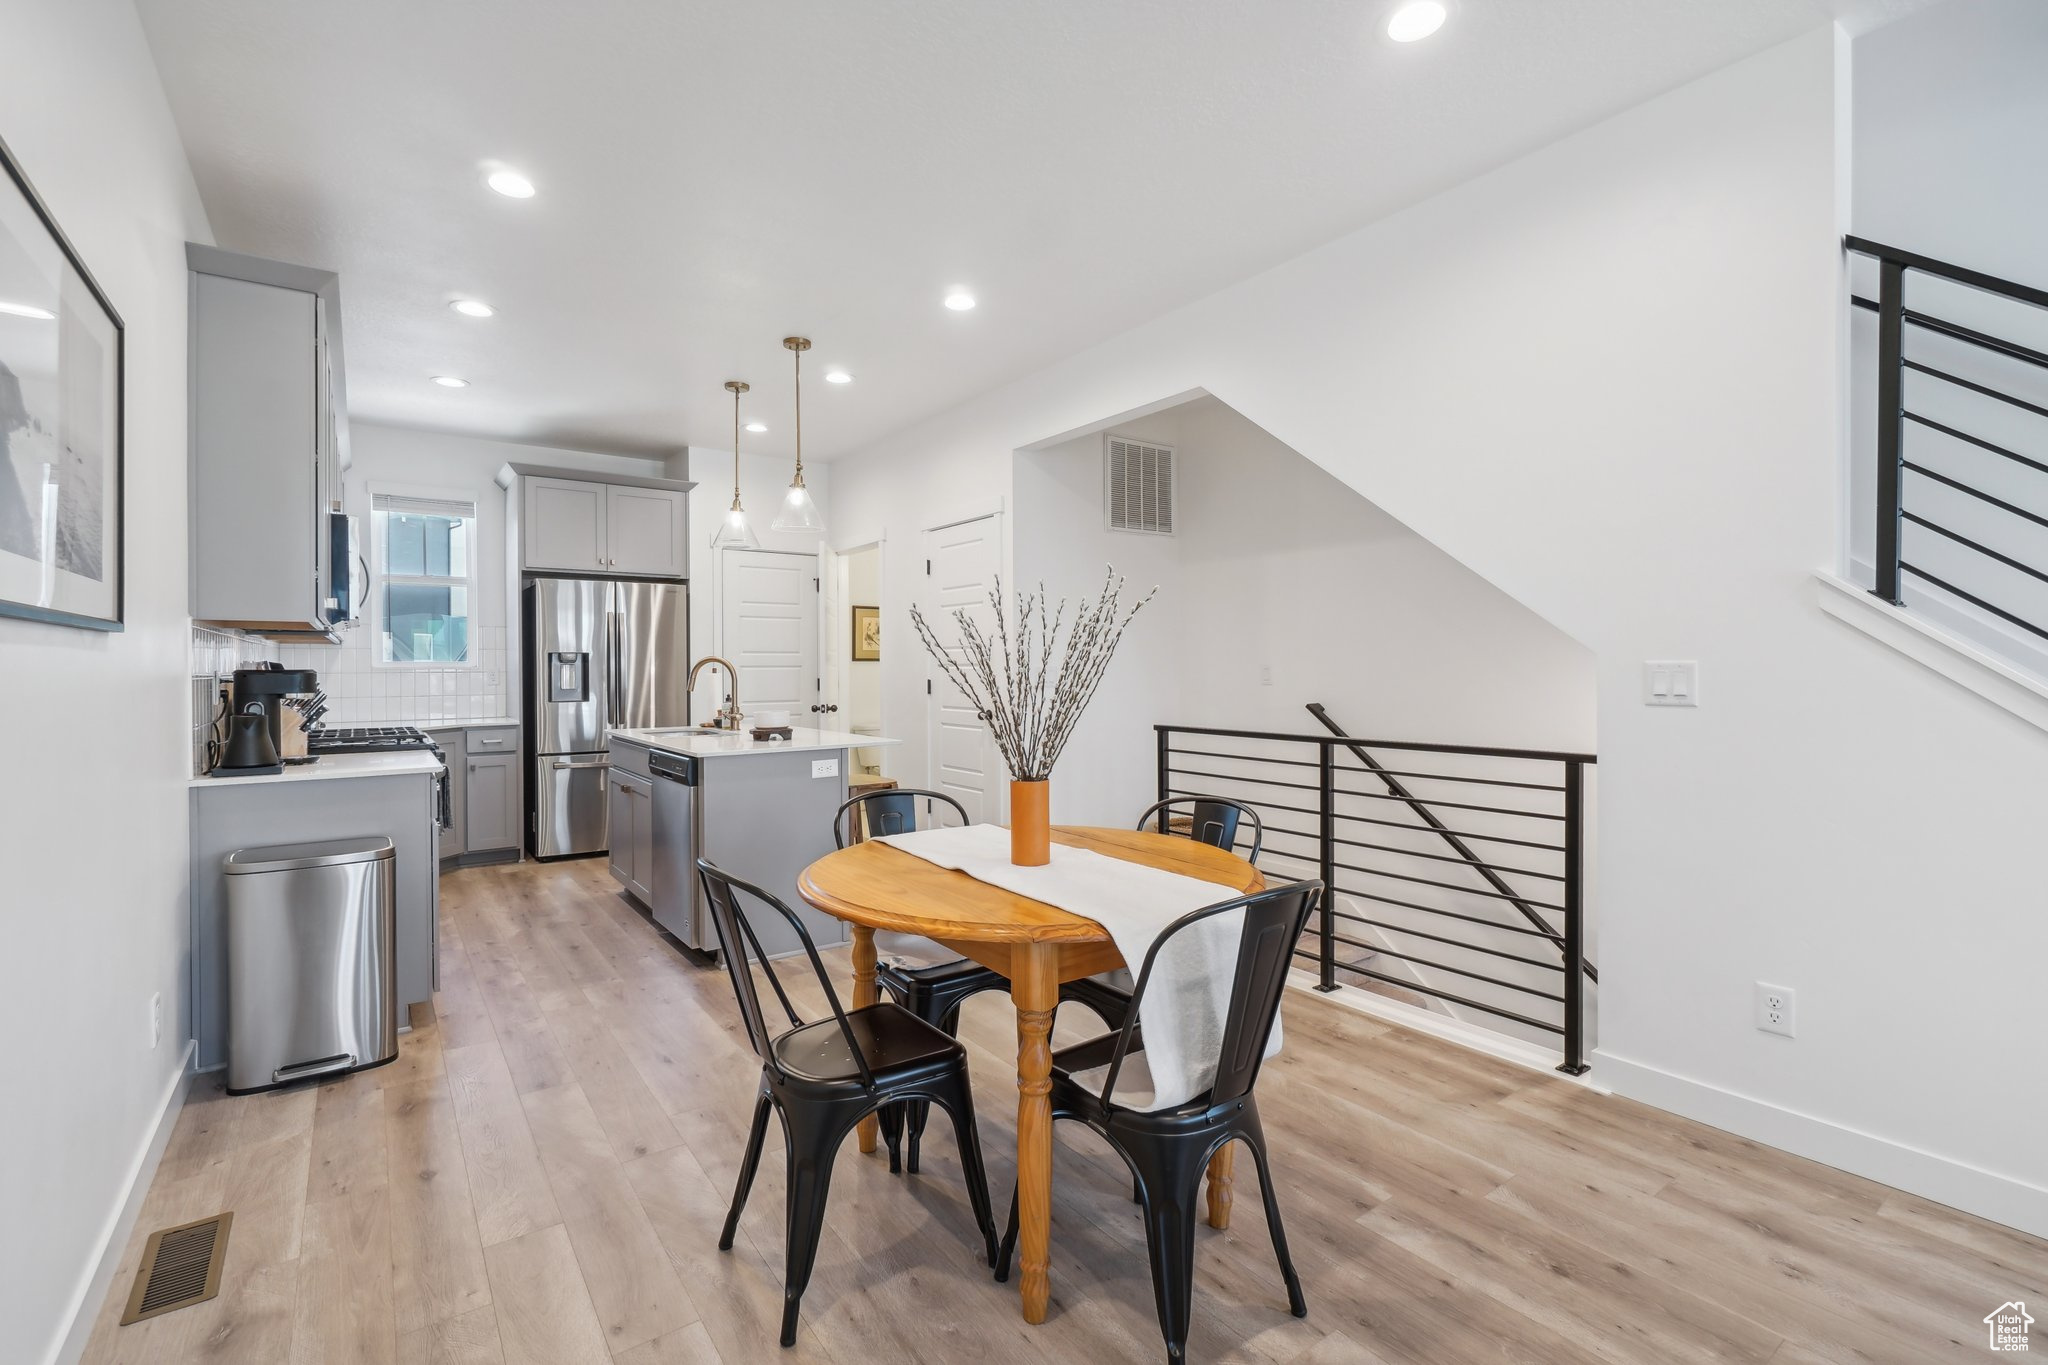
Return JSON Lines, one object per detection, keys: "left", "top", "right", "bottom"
{"left": 81, "top": 858, "right": 2046, "bottom": 1364}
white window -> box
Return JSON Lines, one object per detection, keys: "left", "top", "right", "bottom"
{"left": 371, "top": 490, "right": 478, "bottom": 666}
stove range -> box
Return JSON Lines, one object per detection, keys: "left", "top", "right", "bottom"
{"left": 308, "top": 725, "right": 453, "bottom": 828}
{"left": 308, "top": 724, "right": 438, "bottom": 754}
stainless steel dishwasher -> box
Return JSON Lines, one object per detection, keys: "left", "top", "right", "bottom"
{"left": 223, "top": 837, "right": 399, "bottom": 1094}
{"left": 648, "top": 749, "right": 705, "bottom": 949}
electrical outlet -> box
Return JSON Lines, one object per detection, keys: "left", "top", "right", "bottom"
{"left": 1755, "top": 982, "right": 1795, "bottom": 1037}
{"left": 149, "top": 992, "right": 162, "bottom": 1049}
{"left": 811, "top": 757, "right": 839, "bottom": 779}
{"left": 1259, "top": 665, "right": 1273, "bottom": 687}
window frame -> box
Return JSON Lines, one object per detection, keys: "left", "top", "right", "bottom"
{"left": 367, "top": 482, "right": 480, "bottom": 670}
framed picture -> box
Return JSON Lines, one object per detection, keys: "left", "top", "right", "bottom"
{"left": 851, "top": 604, "right": 880, "bottom": 661}
{"left": 0, "top": 133, "right": 124, "bottom": 631}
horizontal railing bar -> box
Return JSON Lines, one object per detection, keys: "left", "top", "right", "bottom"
{"left": 1901, "top": 562, "right": 2048, "bottom": 642}
{"left": 1165, "top": 745, "right": 1326, "bottom": 771}
{"left": 1330, "top": 835, "right": 1565, "bottom": 881}
{"left": 1903, "top": 512, "right": 2048, "bottom": 587}
{"left": 1156, "top": 724, "right": 1597, "bottom": 765}
{"left": 1850, "top": 293, "right": 2048, "bottom": 373}
{"left": 1904, "top": 461, "right": 2048, "bottom": 531}
{"left": 1165, "top": 765, "right": 1323, "bottom": 794}
{"left": 1904, "top": 358, "right": 2048, "bottom": 422}
{"left": 1845, "top": 236, "right": 2048, "bottom": 311}
{"left": 1332, "top": 861, "right": 1569, "bottom": 910}
{"left": 1334, "top": 766, "right": 1568, "bottom": 793}
{"left": 1326, "top": 941, "right": 1566, "bottom": 999}
{"left": 1200, "top": 799, "right": 1568, "bottom": 855}
{"left": 1322, "top": 916, "right": 1567, "bottom": 970}
{"left": 1331, "top": 787, "right": 1567, "bottom": 821}
{"left": 1328, "top": 894, "right": 1563, "bottom": 939}
{"left": 1905, "top": 411, "right": 2048, "bottom": 477}
{"left": 1290, "top": 950, "right": 1565, "bottom": 1035}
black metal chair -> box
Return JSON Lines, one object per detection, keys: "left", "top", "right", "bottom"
{"left": 1060, "top": 795, "right": 1266, "bottom": 1031}
{"left": 696, "top": 857, "right": 1001, "bottom": 1347}
{"left": 996, "top": 879, "right": 1320, "bottom": 1365}
{"left": 833, "top": 787, "right": 1010, "bottom": 1173}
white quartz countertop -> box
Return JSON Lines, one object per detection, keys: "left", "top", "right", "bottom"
{"left": 191, "top": 750, "right": 443, "bottom": 788}
{"left": 609, "top": 726, "right": 899, "bottom": 759}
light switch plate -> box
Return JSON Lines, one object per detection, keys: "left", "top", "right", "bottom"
{"left": 1643, "top": 660, "right": 1699, "bottom": 707}
{"left": 811, "top": 757, "right": 840, "bottom": 779}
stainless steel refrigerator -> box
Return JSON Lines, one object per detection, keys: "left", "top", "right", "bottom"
{"left": 523, "top": 577, "right": 688, "bottom": 857}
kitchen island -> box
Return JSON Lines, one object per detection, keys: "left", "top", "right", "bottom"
{"left": 607, "top": 726, "right": 899, "bottom": 959}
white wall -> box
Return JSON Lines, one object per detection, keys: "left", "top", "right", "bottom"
{"left": 300, "top": 422, "right": 661, "bottom": 722}
{"left": 830, "top": 29, "right": 2048, "bottom": 1234}
{"left": 846, "top": 545, "right": 882, "bottom": 732}
{"left": 0, "top": 3, "right": 214, "bottom": 1361}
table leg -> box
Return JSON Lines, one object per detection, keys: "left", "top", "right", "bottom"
{"left": 1012, "top": 941, "right": 1057, "bottom": 1324}
{"left": 851, "top": 925, "right": 878, "bottom": 1155}
{"left": 1205, "top": 1144, "right": 1236, "bottom": 1230}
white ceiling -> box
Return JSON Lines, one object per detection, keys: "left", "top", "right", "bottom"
{"left": 134, "top": 0, "right": 1931, "bottom": 461}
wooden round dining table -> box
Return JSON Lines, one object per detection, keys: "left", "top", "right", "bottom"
{"left": 797, "top": 824, "right": 1265, "bottom": 1324}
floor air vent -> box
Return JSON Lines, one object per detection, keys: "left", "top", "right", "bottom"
{"left": 121, "top": 1212, "right": 232, "bottom": 1324}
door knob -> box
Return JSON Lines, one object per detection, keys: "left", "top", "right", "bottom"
{"left": 826, "top": 704, "right": 839, "bottom": 713}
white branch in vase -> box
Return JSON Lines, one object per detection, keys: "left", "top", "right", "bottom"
{"left": 910, "top": 567, "right": 1157, "bottom": 782}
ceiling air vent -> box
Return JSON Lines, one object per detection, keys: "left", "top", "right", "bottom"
{"left": 1105, "top": 435, "right": 1175, "bottom": 536}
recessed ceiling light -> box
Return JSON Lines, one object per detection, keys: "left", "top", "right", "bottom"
{"left": 450, "top": 299, "right": 495, "bottom": 318}
{"left": 1386, "top": 0, "right": 1447, "bottom": 42}
{"left": 431, "top": 375, "right": 469, "bottom": 388}
{"left": 0, "top": 300, "right": 56, "bottom": 320}
{"left": 486, "top": 169, "right": 535, "bottom": 198}
{"left": 943, "top": 290, "right": 976, "bottom": 311}
{"left": 824, "top": 370, "right": 852, "bottom": 384}
{"left": 745, "top": 421, "right": 768, "bottom": 433}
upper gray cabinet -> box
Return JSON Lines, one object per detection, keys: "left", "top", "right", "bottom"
{"left": 605, "top": 483, "right": 686, "bottom": 577}
{"left": 187, "top": 245, "right": 349, "bottom": 636}
{"left": 524, "top": 477, "right": 608, "bottom": 572}
{"left": 519, "top": 471, "right": 688, "bottom": 579}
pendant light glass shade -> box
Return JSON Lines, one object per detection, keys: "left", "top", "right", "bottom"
{"left": 772, "top": 336, "right": 826, "bottom": 535}
{"left": 709, "top": 380, "right": 760, "bottom": 551}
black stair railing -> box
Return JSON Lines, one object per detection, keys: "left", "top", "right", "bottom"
{"left": 1155, "top": 718, "right": 1596, "bottom": 1075}
{"left": 1848, "top": 236, "right": 2048, "bottom": 639}
{"left": 1307, "top": 703, "right": 1596, "bottom": 985}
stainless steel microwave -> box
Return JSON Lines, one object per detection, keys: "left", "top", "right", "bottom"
{"left": 326, "top": 512, "right": 365, "bottom": 628}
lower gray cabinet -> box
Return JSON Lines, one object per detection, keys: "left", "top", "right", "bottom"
{"left": 607, "top": 768, "right": 654, "bottom": 904}
{"left": 467, "top": 751, "right": 519, "bottom": 854}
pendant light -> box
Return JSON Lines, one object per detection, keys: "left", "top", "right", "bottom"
{"left": 772, "top": 336, "right": 826, "bottom": 534}
{"left": 709, "top": 380, "right": 760, "bottom": 550}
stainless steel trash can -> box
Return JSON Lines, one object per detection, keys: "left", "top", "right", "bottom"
{"left": 224, "top": 836, "right": 398, "bottom": 1094}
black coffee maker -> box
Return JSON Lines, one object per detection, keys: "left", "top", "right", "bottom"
{"left": 229, "top": 664, "right": 321, "bottom": 762}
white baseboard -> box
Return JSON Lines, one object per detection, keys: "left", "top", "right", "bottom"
{"left": 47, "top": 1041, "right": 196, "bottom": 1365}
{"left": 1289, "top": 972, "right": 1607, "bottom": 1092}
{"left": 1594, "top": 1047, "right": 2048, "bottom": 1240}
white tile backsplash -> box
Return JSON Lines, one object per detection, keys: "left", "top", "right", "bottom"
{"left": 278, "top": 623, "right": 511, "bottom": 724}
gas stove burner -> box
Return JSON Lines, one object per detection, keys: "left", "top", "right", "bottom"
{"left": 307, "top": 723, "right": 439, "bottom": 754}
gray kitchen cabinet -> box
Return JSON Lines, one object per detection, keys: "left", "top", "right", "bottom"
{"left": 187, "top": 244, "right": 349, "bottom": 635}
{"left": 466, "top": 750, "right": 520, "bottom": 854}
{"left": 607, "top": 768, "right": 655, "bottom": 905}
{"left": 605, "top": 483, "right": 687, "bottom": 577}
{"left": 516, "top": 469, "right": 690, "bottom": 579}
{"left": 431, "top": 727, "right": 468, "bottom": 860}
{"left": 524, "top": 477, "right": 608, "bottom": 572}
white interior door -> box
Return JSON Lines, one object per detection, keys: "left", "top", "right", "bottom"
{"left": 719, "top": 548, "right": 820, "bottom": 724}
{"left": 921, "top": 514, "right": 1002, "bottom": 823}
{"left": 818, "top": 542, "right": 846, "bottom": 723}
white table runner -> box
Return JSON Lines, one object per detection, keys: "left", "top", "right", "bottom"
{"left": 874, "top": 823, "right": 1279, "bottom": 1111}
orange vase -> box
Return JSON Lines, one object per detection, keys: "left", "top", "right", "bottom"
{"left": 1009, "top": 779, "right": 1051, "bottom": 866}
